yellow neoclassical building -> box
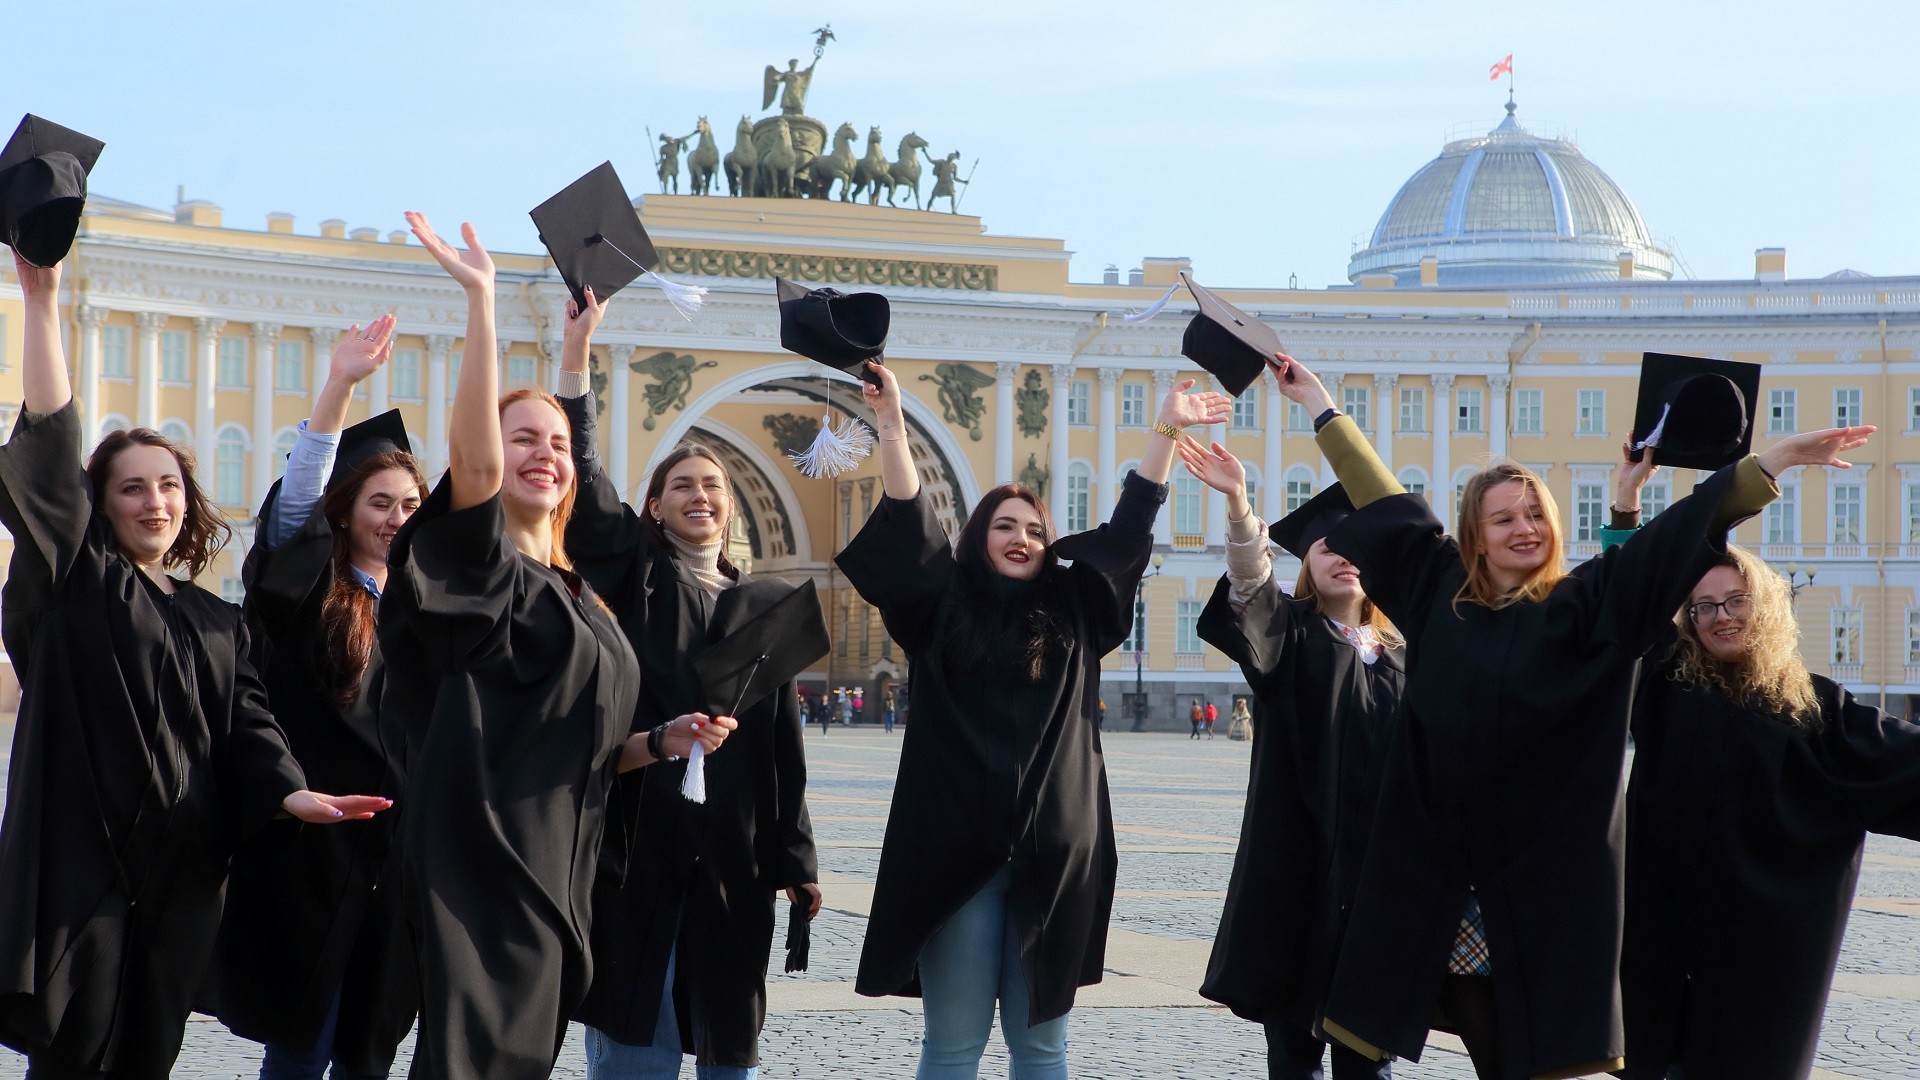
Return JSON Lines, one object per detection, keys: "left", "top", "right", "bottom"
{"left": 2, "top": 105, "right": 1918, "bottom": 724}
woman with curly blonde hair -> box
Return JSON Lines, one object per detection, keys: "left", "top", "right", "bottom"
{"left": 1609, "top": 452, "right": 1920, "bottom": 1080}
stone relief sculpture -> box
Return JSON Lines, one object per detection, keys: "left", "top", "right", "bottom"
{"left": 762, "top": 412, "right": 818, "bottom": 458}
{"left": 918, "top": 362, "right": 995, "bottom": 441}
{"left": 630, "top": 350, "right": 720, "bottom": 430}
{"left": 1015, "top": 368, "right": 1049, "bottom": 438}
{"left": 1018, "top": 453, "right": 1048, "bottom": 498}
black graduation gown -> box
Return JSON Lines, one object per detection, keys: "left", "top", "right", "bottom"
{"left": 377, "top": 479, "right": 639, "bottom": 1080}
{"left": 0, "top": 403, "right": 307, "bottom": 1076}
{"left": 207, "top": 479, "right": 415, "bottom": 1072}
{"left": 1623, "top": 663, "right": 1920, "bottom": 1080}
{"left": 837, "top": 471, "right": 1165, "bottom": 1026}
{"left": 557, "top": 393, "right": 817, "bottom": 1069}
{"left": 1315, "top": 462, "right": 1752, "bottom": 1080}
{"left": 1195, "top": 576, "right": 1405, "bottom": 1030}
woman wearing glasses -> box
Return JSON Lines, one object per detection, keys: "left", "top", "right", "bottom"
{"left": 1608, "top": 447, "right": 1920, "bottom": 1080}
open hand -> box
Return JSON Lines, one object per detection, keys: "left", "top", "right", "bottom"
{"left": 282, "top": 790, "right": 392, "bottom": 823}
{"left": 662, "top": 711, "right": 737, "bottom": 758}
{"left": 12, "top": 253, "right": 59, "bottom": 304}
{"left": 406, "top": 211, "right": 494, "bottom": 293}
{"left": 1757, "top": 425, "right": 1876, "bottom": 475}
{"left": 1157, "top": 378, "right": 1232, "bottom": 430}
{"left": 787, "top": 882, "right": 823, "bottom": 920}
{"left": 1266, "top": 352, "right": 1336, "bottom": 414}
{"left": 1178, "top": 436, "right": 1247, "bottom": 497}
{"left": 330, "top": 314, "right": 396, "bottom": 386}
{"left": 861, "top": 360, "right": 903, "bottom": 424}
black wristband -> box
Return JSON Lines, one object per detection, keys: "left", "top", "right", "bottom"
{"left": 1312, "top": 407, "right": 1341, "bottom": 433}
{"left": 647, "top": 723, "right": 668, "bottom": 760}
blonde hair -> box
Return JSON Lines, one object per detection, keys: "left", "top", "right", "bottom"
{"left": 498, "top": 389, "right": 579, "bottom": 572}
{"left": 1669, "top": 545, "right": 1821, "bottom": 727}
{"left": 1292, "top": 545, "right": 1404, "bottom": 651}
{"left": 1452, "top": 462, "right": 1567, "bottom": 612}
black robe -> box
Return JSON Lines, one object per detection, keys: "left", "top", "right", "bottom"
{"left": 0, "top": 403, "right": 306, "bottom": 1076}
{"left": 206, "top": 479, "right": 415, "bottom": 1072}
{"left": 1196, "top": 576, "right": 1405, "bottom": 1031}
{"left": 1316, "top": 462, "right": 1752, "bottom": 1080}
{"left": 378, "top": 480, "right": 639, "bottom": 1080}
{"left": 1624, "top": 662, "right": 1920, "bottom": 1079}
{"left": 558, "top": 393, "right": 817, "bottom": 1069}
{"left": 837, "top": 472, "right": 1164, "bottom": 1026}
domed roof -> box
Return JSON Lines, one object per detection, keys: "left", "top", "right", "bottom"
{"left": 1348, "top": 100, "right": 1673, "bottom": 287}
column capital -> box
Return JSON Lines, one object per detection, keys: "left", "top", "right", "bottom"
{"left": 1050, "top": 361, "right": 1076, "bottom": 384}
{"left": 252, "top": 322, "right": 284, "bottom": 345}
{"left": 424, "top": 334, "right": 455, "bottom": 356}
{"left": 1326, "top": 373, "right": 1345, "bottom": 395}
{"left": 1488, "top": 372, "right": 1512, "bottom": 392}
{"left": 1097, "top": 366, "right": 1124, "bottom": 388}
{"left": 133, "top": 311, "right": 166, "bottom": 332}
{"left": 309, "top": 326, "right": 342, "bottom": 348}
{"left": 1431, "top": 372, "right": 1456, "bottom": 393}
{"left": 1374, "top": 372, "right": 1399, "bottom": 392}
{"left": 995, "top": 361, "right": 1021, "bottom": 380}
{"left": 1151, "top": 369, "right": 1176, "bottom": 395}
{"left": 76, "top": 305, "right": 109, "bottom": 330}
{"left": 193, "top": 316, "right": 226, "bottom": 337}
{"left": 605, "top": 342, "right": 637, "bottom": 363}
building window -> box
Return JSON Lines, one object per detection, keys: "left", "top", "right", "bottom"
{"left": 1287, "top": 400, "right": 1311, "bottom": 432}
{"left": 1399, "top": 386, "right": 1427, "bottom": 433}
{"left": 218, "top": 337, "right": 248, "bottom": 388}
{"left": 159, "top": 420, "right": 191, "bottom": 446}
{"left": 506, "top": 354, "right": 536, "bottom": 389}
{"left": 1834, "top": 388, "right": 1862, "bottom": 428}
{"left": 1574, "top": 482, "right": 1606, "bottom": 542}
{"left": 1397, "top": 467, "right": 1428, "bottom": 499}
{"left": 1907, "top": 482, "right": 1920, "bottom": 543}
{"left": 274, "top": 428, "right": 298, "bottom": 478}
{"left": 1173, "top": 474, "right": 1203, "bottom": 535}
{"left": 1065, "top": 463, "right": 1091, "bottom": 533}
{"left": 1120, "top": 383, "right": 1147, "bottom": 427}
{"left": 160, "top": 330, "right": 190, "bottom": 383}
{"left": 1176, "top": 599, "right": 1204, "bottom": 656}
{"left": 274, "top": 340, "right": 306, "bottom": 393}
{"left": 102, "top": 325, "right": 132, "bottom": 379}
{"left": 1909, "top": 387, "right": 1920, "bottom": 432}
{"left": 1908, "top": 609, "right": 1920, "bottom": 665}
{"left": 1232, "top": 383, "right": 1260, "bottom": 431}
{"left": 1122, "top": 598, "right": 1146, "bottom": 654}
{"left": 1766, "top": 483, "right": 1799, "bottom": 544}
{"left": 1284, "top": 465, "right": 1315, "bottom": 513}
{"left": 219, "top": 577, "right": 246, "bottom": 604}
{"left": 99, "top": 415, "right": 131, "bottom": 440}
{"left": 1642, "top": 480, "right": 1670, "bottom": 520}
{"left": 1831, "top": 608, "right": 1863, "bottom": 666}
{"left": 1067, "top": 380, "right": 1091, "bottom": 426}
{"left": 391, "top": 348, "right": 423, "bottom": 400}
{"left": 214, "top": 427, "right": 247, "bottom": 505}
{"left": 1453, "top": 467, "right": 1478, "bottom": 521}
{"left": 1831, "top": 483, "right": 1863, "bottom": 544}
{"left": 1242, "top": 466, "right": 1259, "bottom": 513}
{"left": 1577, "top": 389, "right": 1606, "bottom": 435}
{"left": 1455, "top": 388, "right": 1483, "bottom": 433}
{"left": 1512, "top": 388, "right": 1543, "bottom": 435}
{"left": 1343, "top": 386, "right": 1370, "bottom": 432}
{"left": 1769, "top": 388, "right": 1797, "bottom": 434}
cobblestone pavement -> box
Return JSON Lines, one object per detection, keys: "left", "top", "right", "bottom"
{"left": 3, "top": 727, "right": 1917, "bottom": 1078}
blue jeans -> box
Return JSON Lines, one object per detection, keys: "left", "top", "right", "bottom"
{"left": 258, "top": 988, "right": 387, "bottom": 1080}
{"left": 915, "top": 864, "right": 1068, "bottom": 1080}
{"left": 583, "top": 946, "right": 757, "bottom": 1080}
{"left": 884, "top": 711, "right": 896, "bottom": 733}
{"left": 1265, "top": 1021, "right": 1391, "bottom": 1080}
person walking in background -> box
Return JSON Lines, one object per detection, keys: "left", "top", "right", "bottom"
{"left": 883, "top": 688, "right": 898, "bottom": 734}
{"left": 1191, "top": 699, "right": 1205, "bottom": 740}
{"left": 1229, "top": 697, "right": 1253, "bottom": 741}
{"left": 1204, "top": 699, "right": 1219, "bottom": 739}
{"left": 1096, "top": 698, "right": 1107, "bottom": 731}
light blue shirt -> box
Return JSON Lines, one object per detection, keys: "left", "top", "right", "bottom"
{"left": 262, "top": 420, "right": 339, "bottom": 548}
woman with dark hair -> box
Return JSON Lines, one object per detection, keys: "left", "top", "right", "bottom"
{"left": 210, "top": 315, "right": 423, "bottom": 1080}
{"left": 554, "top": 288, "right": 817, "bottom": 1080}
{"left": 386, "top": 215, "right": 734, "bottom": 1080}
{"left": 839, "top": 360, "right": 1227, "bottom": 1078}
{"left": 1181, "top": 439, "right": 1402, "bottom": 1080}
{"left": 1605, "top": 454, "right": 1920, "bottom": 1080}
{"left": 1271, "top": 349, "right": 1871, "bottom": 1080}
{"left": 0, "top": 254, "right": 389, "bottom": 1079}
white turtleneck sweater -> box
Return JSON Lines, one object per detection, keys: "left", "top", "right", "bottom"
{"left": 667, "top": 529, "right": 735, "bottom": 597}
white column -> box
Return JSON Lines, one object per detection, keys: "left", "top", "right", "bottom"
{"left": 425, "top": 334, "right": 452, "bottom": 479}
{"left": 1373, "top": 372, "right": 1398, "bottom": 472}
{"left": 1489, "top": 372, "right": 1510, "bottom": 460}
{"left": 1151, "top": 369, "right": 1175, "bottom": 546}
{"left": 369, "top": 356, "right": 390, "bottom": 415}
{"left": 1263, "top": 367, "right": 1284, "bottom": 521}
{"left": 251, "top": 323, "right": 282, "bottom": 506}
{"left": 608, "top": 343, "right": 635, "bottom": 494}
{"left": 193, "top": 317, "right": 224, "bottom": 470}
{"left": 76, "top": 306, "right": 105, "bottom": 446}
{"left": 1431, "top": 372, "right": 1454, "bottom": 530}
{"left": 309, "top": 327, "right": 340, "bottom": 409}
{"left": 498, "top": 339, "right": 515, "bottom": 385}
{"left": 134, "top": 311, "right": 164, "bottom": 429}
{"left": 1049, "top": 363, "right": 1074, "bottom": 527}
{"left": 1096, "top": 367, "right": 1121, "bottom": 519}
{"left": 994, "top": 361, "right": 1019, "bottom": 484}
{"left": 1321, "top": 374, "right": 1344, "bottom": 490}
{"left": 540, "top": 332, "right": 565, "bottom": 394}
{"left": 1205, "top": 376, "right": 1228, "bottom": 547}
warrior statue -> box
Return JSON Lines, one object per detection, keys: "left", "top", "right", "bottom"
{"left": 763, "top": 24, "right": 834, "bottom": 117}
{"left": 926, "top": 150, "right": 969, "bottom": 214}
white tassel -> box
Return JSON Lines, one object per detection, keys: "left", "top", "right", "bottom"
{"left": 787, "top": 411, "right": 875, "bottom": 479}
{"left": 1122, "top": 283, "right": 1182, "bottom": 324}
{"left": 1631, "top": 402, "right": 1671, "bottom": 453}
{"left": 680, "top": 742, "right": 708, "bottom": 803}
{"left": 643, "top": 268, "right": 708, "bottom": 321}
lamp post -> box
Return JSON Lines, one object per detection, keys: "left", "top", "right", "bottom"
{"left": 1781, "top": 562, "right": 1817, "bottom": 609}
{"left": 1131, "top": 554, "right": 1166, "bottom": 732}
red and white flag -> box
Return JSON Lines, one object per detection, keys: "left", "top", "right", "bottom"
{"left": 1489, "top": 54, "right": 1513, "bottom": 80}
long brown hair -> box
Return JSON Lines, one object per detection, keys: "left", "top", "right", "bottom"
{"left": 1452, "top": 461, "right": 1566, "bottom": 611}
{"left": 943, "top": 483, "right": 1072, "bottom": 682}
{"left": 498, "top": 389, "right": 580, "bottom": 571}
{"left": 1291, "top": 546, "right": 1404, "bottom": 651}
{"left": 86, "top": 428, "right": 232, "bottom": 579}
{"left": 318, "top": 450, "right": 425, "bottom": 707}
{"left": 642, "top": 442, "right": 742, "bottom": 581}
{"left": 1668, "top": 546, "right": 1821, "bottom": 727}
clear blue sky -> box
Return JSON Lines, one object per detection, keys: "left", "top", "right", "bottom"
{"left": 13, "top": 0, "right": 1918, "bottom": 288}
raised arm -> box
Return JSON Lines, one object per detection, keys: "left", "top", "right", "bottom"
{"left": 261, "top": 315, "right": 397, "bottom": 546}
{"left": 1180, "top": 436, "right": 1273, "bottom": 602}
{"left": 407, "top": 212, "right": 499, "bottom": 511}
{"left": 1271, "top": 353, "right": 1402, "bottom": 507}
{"left": 1139, "top": 377, "right": 1230, "bottom": 484}
{"left": 17, "top": 255, "right": 69, "bottom": 415}
{"left": 862, "top": 359, "right": 918, "bottom": 500}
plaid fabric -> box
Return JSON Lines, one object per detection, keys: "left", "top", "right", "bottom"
{"left": 1448, "top": 893, "right": 1493, "bottom": 976}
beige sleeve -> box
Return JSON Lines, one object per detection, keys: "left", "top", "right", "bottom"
{"left": 1312, "top": 414, "right": 1403, "bottom": 507}
{"left": 1713, "top": 455, "right": 1781, "bottom": 531}
{"left": 1225, "top": 509, "right": 1274, "bottom": 609}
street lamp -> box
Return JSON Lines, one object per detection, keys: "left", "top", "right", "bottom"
{"left": 1780, "top": 562, "right": 1817, "bottom": 608}
{"left": 1131, "top": 554, "right": 1166, "bottom": 732}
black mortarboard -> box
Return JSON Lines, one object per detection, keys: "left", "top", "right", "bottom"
{"left": 776, "top": 277, "right": 889, "bottom": 388}
{"left": 530, "top": 161, "right": 660, "bottom": 310}
{"left": 1270, "top": 483, "right": 1355, "bottom": 560}
{"left": 784, "top": 895, "right": 811, "bottom": 972}
{"left": 694, "top": 579, "right": 832, "bottom": 718}
{"left": 1180, "top": 271, "right": 1282, "bottom": 397}
{"left": 327, "top": 409, "right": 413, "bottom": 491}
{"left": 0, "top": 115, "right": 105, "bottom": 268}
{"left": 1628, "top": 353, "right": 1762, "bottom": 471}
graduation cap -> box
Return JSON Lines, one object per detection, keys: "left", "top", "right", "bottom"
{"left": 326, "top": 409, "right": 414, "bottom": 491}
{"left": 1269, "top": 483, "right": 1355, "bottom": 561}
{"left": 774, "top": 278, "right": 888, "bottom": 479}
{"left": 0, "top": 115, "right": 105, "bottom": 268}
{"left": 1627, "top": 352, "right": 1762, "bottom": 471}
{"left": 1178, "top": 271, "right": 1283, "bottom": 397}
{"left": 784, "top": 895, "right": 811, "bottom": 972}
{"left": 529, "top": 161, "right": 706, "bottom": 319}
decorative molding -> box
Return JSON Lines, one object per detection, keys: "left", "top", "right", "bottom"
{"left": 1016, "top": 368, "right": 1050, "bottom": 438}
{"left": 1097, "top": 366, "right": 1124, "bottom": 388}
{"left": 763, "top": 413, "right": 816, "bottom": 458}
{"left": 917, "top": 362, "right": 994, "bottom": 441}
{"left": 1487, "top": 372, "right": 1511, "bottom": 392}
{"left": 655, "top": 246, "right": 997, "bottom": 291}
{"left": 629, "top": 351, "right": 719, "bottom": 431}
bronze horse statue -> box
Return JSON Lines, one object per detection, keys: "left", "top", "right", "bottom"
{"left": 807, "top": 122, "right": 858, "bottom": 201}
{"left": 723, "top": 116, "right": 757, "bottom": 197}
{"left": 885, "top": 132, "right": 931, "bottom": 209}
{"left": 686, "top": 117, "right": 720, "bottom": 197}
{"left": 851, "top": 126, "right": 891, "bottom": 205}
{"left": 755, "top": 117, "right": 799, "bottom": 198}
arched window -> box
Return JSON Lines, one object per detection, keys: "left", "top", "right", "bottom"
{"left": 1396, "top": 465, "right": 1429, "bottom": 500}
{"left": 274, "top": 427, "right": 299, "bottom": 478}
{"left": 98, "top": 414, "right": 131, "bottom": 439}
{"left": 1172, "top": 474, "right": 1203, "bottom": 535}
{"left": 1065, "top": 461, "right": 1092, "bottom": 533}
{"left": 159, "top": 420, "right": 191, "bottom": 447}
{"left": 1452, "top": 466, "right": 1479, "bottom": 524}
{"left": 1241, "top": 465, "right": 1261, "bottom": 517}
{"left": 1284, "top": 465, "right": 1317, "bottom": 514}
{"left": 215, "top": 426, "right": 249, "bottom": 507}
